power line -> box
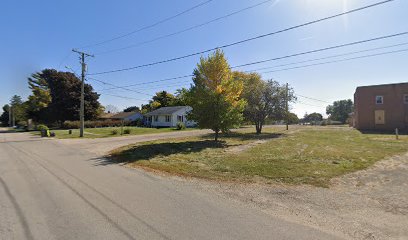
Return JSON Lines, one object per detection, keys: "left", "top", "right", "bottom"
{"left": 89, "top": 0, "right": 394, "bottom": 75}
{"left": 96, "top": 0, "right": 279, "bottom": 55}
{"left": 88, "top": 77, "right": 153, "bottom": 96}
{"left": 100, "top": 93, "right": 150, "bottom": 101}
{"left": 260, "top": 48, "right": 408, "bottom": 74}
{"left": 233, "top": 32, "right": 408, "bottom": 69}
{"left": 95, "top": 47, "right": 408, "bottom": 101}
{"left": 245, "top": 42, "right": 408, "bottom": 72}
{"left": 79, "top": 0, "right": 214, "bottom": 49}
{"left": 297, "top": 101, "right": 327, "bottom": 108}
{"left": 98, "top": 80, "right": 192, "bottom": 93}
{"left": 90, "top": 33, "right": 408, "bottom": 92}
{"left": 296, "top": 94, "right": 331, "bottom": 104}
{"left": 100, "top": 74, "right": 194, "bottom": 91}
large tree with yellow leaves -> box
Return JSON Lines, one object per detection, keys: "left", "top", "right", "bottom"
{"left": 187, "top": 50, "right": 246, "bottom": 141}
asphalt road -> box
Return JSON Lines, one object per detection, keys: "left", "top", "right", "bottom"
{"left": 0, "top": 130, "right": 341, "bottom": 240}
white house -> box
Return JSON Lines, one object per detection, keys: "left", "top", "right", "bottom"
{"left": 145, "top": 106, "right": 195, "bottom": 127}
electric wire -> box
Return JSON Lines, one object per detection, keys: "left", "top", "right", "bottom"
{"left": 90, "top": 0, "right": 395, "bottom": 75}
{"left": 79, "top": 0, "right": 214, "bottom": 49}
{"left": 95, "top": 0, "right": 279, "bottom": 55}
{"left": 92, "top": 33, "right": 408, "bottom": 92}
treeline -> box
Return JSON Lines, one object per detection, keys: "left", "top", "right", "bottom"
{"left": 1, "top": 69, "right": 102, "bottom": 128}
{"left": 0, "top": 51, "right": 298, "bottom": 137}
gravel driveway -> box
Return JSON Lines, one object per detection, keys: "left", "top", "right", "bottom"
{"left": 183, "top": 152, "right": 408, "bottom": 239}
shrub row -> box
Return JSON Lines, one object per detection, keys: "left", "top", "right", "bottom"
{"left": 62, "top": 119, "right": 143, "bottom": 129}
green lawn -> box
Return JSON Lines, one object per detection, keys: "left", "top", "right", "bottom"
{"left": 32, "top": 127, "right": 194, "bottom": 139}
{"left": 109, "top": 126, "right": 408, "bottom": 187}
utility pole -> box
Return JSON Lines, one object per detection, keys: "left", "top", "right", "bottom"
{"left": 286, "top": 83, "right": 289, "bottom": 131}
{"left": 72, "top": 49, "right": 94, "bottom": 137}
{"left": 12, "top": 107, "right": 15, "bottom": 127}
{"left": 9, "top": 106, "right": 12, "bottom": 127}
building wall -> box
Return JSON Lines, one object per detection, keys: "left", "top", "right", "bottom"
{"left": 354, "top": 83, "right": 408, "bottom": 131}
{"left": 150, "top": 107, "right": 195, "bottom": 127}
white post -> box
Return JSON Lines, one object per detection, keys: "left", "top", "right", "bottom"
{"left": 395, "top": 128, "right": 399, "bottom": 140}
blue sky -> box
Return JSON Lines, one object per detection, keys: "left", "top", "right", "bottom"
{"left": 1, "top": 0, "right": 407, "bottom": 117}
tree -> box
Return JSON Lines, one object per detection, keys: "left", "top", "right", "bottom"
{"left": 153, "top": 91, "right": 176, "bottom": 107}
{"left": 326, "top": 99, "right": 353, "bottom": 123}
{"left": 141, "top": 91, "right": 177, "bottom": 113}
{"left": 303, "top": 112, "right": 323, "bottom": 124}
{"left": 0, "top": 104, "right": 10, "bottom": 126}
{"left": 123, "top": 106, "right": 140, "bottom": 112}
{"left": 172, "top": 88, "right": 189, "bottom": 106}
{"left": 27, "top": 69, "right": 101, "bottom": 124}
{"left": 105, "top": 105, "right": 119, "bottom": 114}
{"left": 9, "top": 95, "right": 27, "bottom": 125}
{"left": 237, "top": 72, "right": 295, "bottom": 134}
{"left": 187, "top": 50, "right": 246, "bottom": 141}
{"left": 287, "top": 112, "right": 300, "bottom": 124}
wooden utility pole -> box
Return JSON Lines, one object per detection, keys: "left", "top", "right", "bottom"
{"left": 72, "top": 49, "right": 94, "bottom": 138}
{"left": 9, "top": 106, "right": 12, "bottom": 127}
{"left": 286, "top": 83, "right": 289, "bottom": 131}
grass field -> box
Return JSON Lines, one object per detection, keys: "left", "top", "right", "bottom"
{"left": 32, "top": 127, "right": 194, "bottom": 139}
{"left": 109, "top": 126, "right": 408, "bottom": 187}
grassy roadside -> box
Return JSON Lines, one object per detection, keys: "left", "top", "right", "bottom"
{"left": 31, "top": 127, "right": 195, "bottom": 139}
{"left": 109, "top": 126, "right": 408, "bottom": 187}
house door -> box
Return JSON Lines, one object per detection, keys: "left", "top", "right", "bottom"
{"left": 375, "top": 110, "right": 385, "bottom": 125}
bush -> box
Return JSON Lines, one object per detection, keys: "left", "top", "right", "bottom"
{"left": 124, "top": 129, "right": 131, "bottom": 134}
{"left": 111, "top": 129, "right": 118, "bottom": 135}
{"left": 62, "top": 120, "right": 131, "bottom": 129}
{"left": 176, "top": 122, "right": 186, "bottom": 130}
{"left": 37, "top": 124, "right": 49, "bottom": 131}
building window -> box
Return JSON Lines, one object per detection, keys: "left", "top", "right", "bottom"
{"left": 165, "top": 115, "right": 171, "bottom": 122}
{"left": 404, "top": 94, "right": 408, "bottom": 104}
{"left": 177, "top": 115, "right": 184, "bottom": 122}
{"left": 154, "top": 116, "right": 158, "bottom": 122}
{"left": 375, "top": 96, "right": 383, "bottom": 104}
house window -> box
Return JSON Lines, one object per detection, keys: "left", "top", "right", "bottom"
{"left": 177, "top": 115, "right": 184, "bottom": 122}
{"left": 375, "top": 96, "right": 383, "bottom": 104}
{"left": 404, "top": 94, "right": 408, "bottom": 104}
{"left": 154, "top": 116, "right": 158, "bottom": 122}
{"left": 165, "top": 115, "right": 171, "bottom": 122}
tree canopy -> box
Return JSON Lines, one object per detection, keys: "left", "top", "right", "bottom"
{"left": 326, "top": 99, "right": 353, "bottom": 123}
{"left": 27, "top": 69, "right": 101, "bottom": 124}
{"left": 141, "top": 91, "right": 176, "bottom": 113}
{"left": 187, "top": 50, "right": 246, "bottom": 140}
{"left": 237, "top": 72, "right": 295, "bottom": 134}
{"left": 302, "top": 112, "right": 323, "bottom": 124}
{"left": 123, "top": 106, "right": 140, "bottom": 112}
{"left": 0, "top": 104, "right": 10, "bottom": 126}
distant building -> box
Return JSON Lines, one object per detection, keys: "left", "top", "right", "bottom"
{"left": 145, "top": 106, "right": 195, "bottom": 128}
{"left": 100, "top": 111, "right": 143, "bottom": 122}
{"left": 353, "top": 82, "right": 408, "bottom": 131}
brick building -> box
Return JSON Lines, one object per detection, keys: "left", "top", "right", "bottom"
{"left": 353, "top": 82, "right": 408, "bottom": 131}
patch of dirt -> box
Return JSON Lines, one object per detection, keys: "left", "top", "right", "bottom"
{"left": 171, "top": 152, "right": 408, "bottom": 240}
{"left": 225, "top": 140, "right": 268, "bottom": 154}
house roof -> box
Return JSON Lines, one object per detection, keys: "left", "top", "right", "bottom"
{"left": 100, "top": 113, "right": 115, "bottom": 119}
{"left": 145, "top": 106, "right": 189, "bottom": 116}
{"left": 110, "top": 111, "right": 140, "bottom": 119}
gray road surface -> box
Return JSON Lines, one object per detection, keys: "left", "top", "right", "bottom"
{"left": 0, "top": 130, "right": 342, "bottom": 240}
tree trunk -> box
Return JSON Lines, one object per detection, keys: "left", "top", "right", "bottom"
{"left": 255, "top": 121, "right": 261, "bottom": 134}
{"left": 215, "top": 130, "right": 219, "bottom": 141}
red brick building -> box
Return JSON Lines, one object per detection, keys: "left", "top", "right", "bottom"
{"left": 353, "top": 82, "right": 408, "bottom": 131}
